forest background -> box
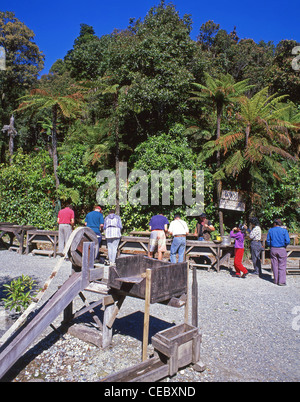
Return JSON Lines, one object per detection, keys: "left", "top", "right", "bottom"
{"left": 0, "top": 1, "right": 299, "bottom": 236}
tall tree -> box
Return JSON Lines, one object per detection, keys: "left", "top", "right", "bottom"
{"left": 201, "top": 87, "right": 298, "bottom": 215}
{"left": 64, "top": 23, "right": 113, "bottom": 80}
{"left": 267, "top": 40, "right": 300, "bottom": 105}
{"left": 190, "top": 73, "right": 253, "bottom": 234}
{"left": 17, "top": 87, "right": 84, "bottom": 191}
{"left": 0, "top": 11, "right": 44, "bottom": 160}
{"left": 103, "top": 0, "right": 198, "bottom": 136}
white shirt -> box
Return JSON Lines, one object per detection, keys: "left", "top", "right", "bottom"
{"left": 249, "top": 225, "right": 262, "bottom": 241}
{"left": 169, "top": 219, "right": 189, "bottom": 236}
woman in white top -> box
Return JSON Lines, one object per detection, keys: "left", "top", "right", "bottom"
{"left": 249, "top": 217, "right": 263, "bottom": 276}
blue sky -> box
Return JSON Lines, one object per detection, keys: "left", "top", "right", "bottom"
{"left": 1, "top": 0, "right": 299, "bottom": 75}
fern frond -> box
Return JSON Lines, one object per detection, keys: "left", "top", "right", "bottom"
{"left": 224, "top": 150, "right": 244, "bottom": 177}
{"left": 216, "top": 131, "right": 244, "bottom": 154}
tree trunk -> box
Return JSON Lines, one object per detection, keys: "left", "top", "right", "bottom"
{"left": 115, "top": 134, "right": 120, "bottom": 215}
{"left": 52, "top": 104, "right": 60, "bottom": 191}
{"left": 245, "top": 124, "right": 250, "bottom": 149}
{"left": 244, "top": 123, "right": 252, "bottom": 219}
{"left": 8, "top": 133, "right": 14, "bottom": 165}
{"left": 114, "top": 96, "right": 120, "bottom": 215}
{"left": 216, "top": 104, "right": 224, "bottom": 236}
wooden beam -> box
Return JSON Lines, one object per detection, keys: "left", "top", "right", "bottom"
{"left": 106, "top": 295, "right": 126, "bottom": 329}
{"left": 192, "top": 265, "right": 198, "bottom": 328}
{"left": 142, "top": 268, "right": 152, "bottom": 361}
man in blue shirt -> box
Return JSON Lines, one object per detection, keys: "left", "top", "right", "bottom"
{"left": 85, "top": 206, "right": 104, "bottom": 260}
{"left": 266, "top": 219, "right": 290, "bottom": 286}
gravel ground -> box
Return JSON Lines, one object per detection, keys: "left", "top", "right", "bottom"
{"left": 0, "top": 250, "right": 300, "bottom": 382}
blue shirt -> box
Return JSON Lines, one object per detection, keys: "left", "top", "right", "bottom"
{"left": 266, "top": 226, "right": 290, "bottom": 248}
{"left": 85, "top": 211, "right": 104, "bottom": 234}
{"left": 149, "top": 215, "right": 169, "bottom": 230}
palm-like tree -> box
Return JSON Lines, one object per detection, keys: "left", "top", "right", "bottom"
{"left": 17, "top": 88, "right": 84, "bottom": 190}
{"left": 201, "top": 87, "right": 298, "bottom": 213}
{"left": 191, "top": 73, "right": 253, "bottom": 234}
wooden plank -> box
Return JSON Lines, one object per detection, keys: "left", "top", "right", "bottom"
{"left": 192, "top": 265, "right": 198, "bottom": 327}
{"left": 169, "top": 342, "right": 179, "bottom": 376}
{"left": 68, "top": 324, "right": 102, "bottom": 348}
{"left": 115, "top": 276, "right": 144, "bottom": 284}
{"left": 192, "top": 333, "right": 202, "bottom": 364}
{"left": 89, "top": 267, "right": 104, "bottom": 282}
{"left": 142, "top": 268, "right": 151, "bottom": 362}
{"left": 185, "top": 261, "right": 189, "bottom": 324}
{"left": 31, "top": 249, "right": 54, "bottom": 256}
{"left": 101, "top": 356, "right": 168, "bottom": 382}
{"left": 72, "top": 297, "right": 104, "bottom": 321}
{"left": 84, "top": 281, "right": 108, "bottom": 295}
{"left": 106, "top": 295, "right": 126, "bottom": 329}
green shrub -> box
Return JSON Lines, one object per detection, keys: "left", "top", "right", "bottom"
{"left": 2, "top": 275, "right": 39, "bottom": 313}
{"left": 0, "top": 149, "right": 56, "bottom": 228}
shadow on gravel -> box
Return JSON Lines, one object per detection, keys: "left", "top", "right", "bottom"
{"left": 72, "top": 307, "right": 175, "bottom": 343}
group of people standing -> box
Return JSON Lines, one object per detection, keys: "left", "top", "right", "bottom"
{"left": 147, "top": 212, "right": 291, "bottom": 286}
{"left": 57, "top": 205, "right": 122, "bottom": 266}
{"left": 147, "top": 212, "right": 215, "bottom": 263}
{"left": 230, "top": 217, "right": 290, "bottom": 286}
{"left": 57, "top": 205, "right": 291, "bottom": 286}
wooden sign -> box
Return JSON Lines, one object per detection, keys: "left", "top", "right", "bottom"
{"left": 219, "top": 190, "right": 245, "bottom": 211}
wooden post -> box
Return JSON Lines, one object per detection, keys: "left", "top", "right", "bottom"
{"left": 185, "top": 260, "right": 190, "bottom": 324}
{"left": 142, "top": 268, "right": 151, "bottom": 361}
{"left": 192, "top": 265, "right": 198, "bottom": 328}
{"left": 102, "top": 301, "right": 115, "bottom": 349}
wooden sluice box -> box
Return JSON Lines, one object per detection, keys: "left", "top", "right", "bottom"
{"left": 107, "top": 254, "right": 187, "bottom": 304}
{"left": 102, "top": 323, "right": 204, "bottom": 381}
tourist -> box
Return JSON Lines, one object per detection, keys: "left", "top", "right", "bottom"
{"left": 249, "top": 217, "right": 263, "bottom": 277}
{"left": 168, "top": 214, "right": 189, "bottom": 263}
{"left": 148, "top": 213, "right": 169, "bottom": 260}
{"left": 57, "top": 204, "right": 74, "bottom": 255}
{"left": 230, "top": 223, "right": 248, "bottom": 278}
{"left": 84, "top": 205, "right": 104, "bottom": 259}
{"left": 266, "top": 218, "right": 290, "bottom": 286}
{"left": 103, "top": 209, "right": 123, "bottom": 266}
{"left": 194, "top": 213, "right": 215, "bottom": 241}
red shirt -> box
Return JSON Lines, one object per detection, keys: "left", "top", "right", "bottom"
{"left": 58, "top": 207, "right": 74, "bottom": 224}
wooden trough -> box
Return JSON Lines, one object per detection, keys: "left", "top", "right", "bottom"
{"left": 108, "top": 255, "right": 187, "bottom": 304}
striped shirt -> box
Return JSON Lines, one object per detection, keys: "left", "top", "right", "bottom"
{"left": 249, "top": 226, "right": 262, "bottom": 241}
{"left": 104, "top": 213, "right": 122, "bottom": 238}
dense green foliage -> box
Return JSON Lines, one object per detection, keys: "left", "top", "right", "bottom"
{"left": 0, "top": 2, "right": 299, "bottom": 233}
{"left": 0, "top": 150, "right": 56, "bottom": 228}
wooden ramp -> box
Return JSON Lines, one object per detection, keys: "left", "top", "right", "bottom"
{"left": 0, "top": 271, "right": 82, "bottom": 379}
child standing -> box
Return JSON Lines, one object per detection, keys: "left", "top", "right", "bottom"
{"left": 230, "top": 224, "right": 248, "bottom": 278}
